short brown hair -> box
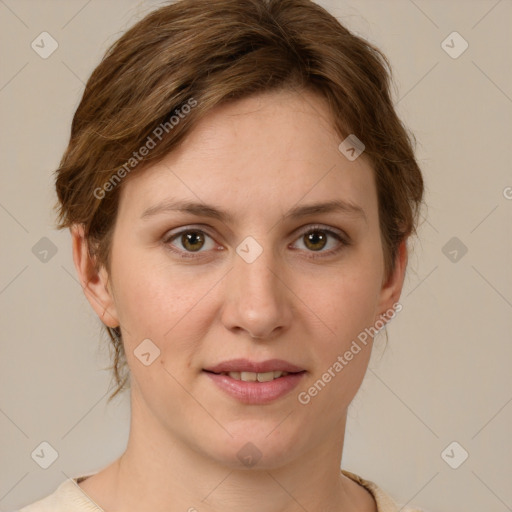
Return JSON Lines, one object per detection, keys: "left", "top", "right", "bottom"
{"left": 54, "top": 0, "right": 424, "bottom": 400}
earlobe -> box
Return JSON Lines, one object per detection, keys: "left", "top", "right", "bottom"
{"left": 70, "top": 224, "right": 119, "bottom": 328}
{"left": 375, "top": 239, "right": 408, "bottom": 321}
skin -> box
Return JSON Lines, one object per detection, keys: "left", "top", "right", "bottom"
{"left": 72, "top": 89, "right": 407, "bottom": 512}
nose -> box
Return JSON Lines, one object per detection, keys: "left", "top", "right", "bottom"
{"left": 219, "top": 245, "right": 293, "bottom": 340}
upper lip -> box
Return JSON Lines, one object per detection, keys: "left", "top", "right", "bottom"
{"left": 204, "top": 358, "right": 305, "bottom": 374}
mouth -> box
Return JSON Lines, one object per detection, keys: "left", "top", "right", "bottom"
{"left": 202, "top": 359, "right": 307, "bottom": 404}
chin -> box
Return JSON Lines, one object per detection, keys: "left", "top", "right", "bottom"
{"left": 198, "top": 425, "right": 303, "bottom": 471}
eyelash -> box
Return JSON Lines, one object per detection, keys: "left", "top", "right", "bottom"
{"left": 162, "top": 224, "right": 351, "bottom": 260}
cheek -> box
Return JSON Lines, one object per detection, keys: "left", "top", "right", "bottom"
{"left": 297, "top": 277, "right": 378, "bottom": 412}
{"left": 111, "top": 251, "right": 218, "bottom": 361}
{"left": 295, "top": 252, "right": 383, "bottom": 404}
{"left": 301, "top": 263, "right": 382, "bottom": 346}
{"left": 112, "top": 245, "right": 180, "bottom": 320}
{"left": 113, "top": 265, "right": 177, "bottom": 337}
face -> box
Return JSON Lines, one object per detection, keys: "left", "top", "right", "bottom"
{"left": 76, "top": 89, "right": 406, "bottom": 469}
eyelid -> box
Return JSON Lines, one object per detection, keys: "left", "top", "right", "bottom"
{"left": 162, "top": 224, "right": 217, "bottom": 243}
{"left": 293, "top": 223, "right": 348, "bottom": 241}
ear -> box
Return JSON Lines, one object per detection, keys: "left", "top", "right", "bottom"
{"left": 70, "top": 224, "right": 119, "bottom": 328}
{"left": 375, "top": 238, "right": 408, "bottom": 322}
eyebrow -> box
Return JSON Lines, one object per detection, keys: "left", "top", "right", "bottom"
{"left": 140, "top": 198, "right": 367, "bottom": 224}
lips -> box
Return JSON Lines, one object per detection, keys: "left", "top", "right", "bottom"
{"left": 203, "top": 359, "right": 306, "bottom": 403}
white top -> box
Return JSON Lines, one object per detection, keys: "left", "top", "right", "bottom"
{"left": 17, "top": 469, "right": 426, "bottom": 511}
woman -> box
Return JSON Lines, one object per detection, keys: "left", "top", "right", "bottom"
{"left": 20, "top": 0, "right": 425, "bottom": 510}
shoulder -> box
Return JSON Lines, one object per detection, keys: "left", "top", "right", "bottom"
{"left": 18, "top": 477, "right": 103, "bottom": 512}
{"left": 341, "top": 469, "right": 427, "bottom": 512}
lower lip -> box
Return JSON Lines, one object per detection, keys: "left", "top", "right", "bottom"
{"left": 203, "top": 371, "right": 306, "bottom": 404}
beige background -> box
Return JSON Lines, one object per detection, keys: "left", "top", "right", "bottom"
{"left": 1, "top": 1, "right": 511, "bottom": 511}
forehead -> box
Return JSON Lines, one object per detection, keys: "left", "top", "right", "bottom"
{"left": 118, "top": 89, "right": 378, "bottom": 226}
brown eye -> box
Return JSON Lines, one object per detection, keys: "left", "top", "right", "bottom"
{"left": 164, "top": 228, "right": 218, "bottom": 257}
{"left": 303, "top": 231, "right": 328, "bottom": 251}
{"left": 181, "top": 231, "right": 205, "bottom": 252}
{"left": 291, "top": 225, "right": 349, "bottom": 258}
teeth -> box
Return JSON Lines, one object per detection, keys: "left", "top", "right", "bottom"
{"left": 256, "top": 371, "right": 275, "bottom": 382}
{"left": 221, "top": 371, "right": 289, "bottom": 381}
